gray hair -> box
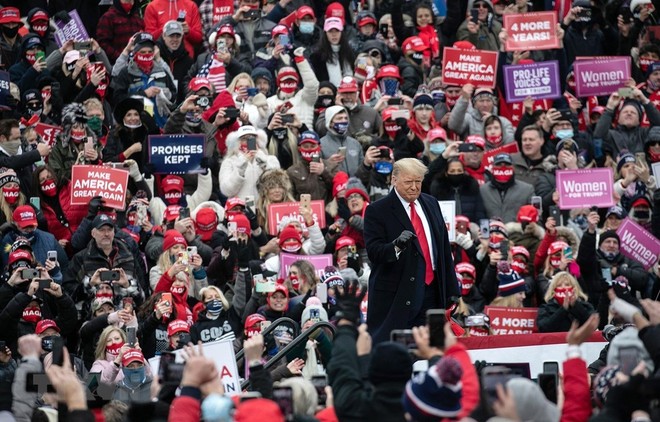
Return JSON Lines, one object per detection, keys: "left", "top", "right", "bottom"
{"left": 392, "top": 158, "right": 428, "bottom": 178}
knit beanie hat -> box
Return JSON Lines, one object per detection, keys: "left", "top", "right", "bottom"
{"left": 332, "top": 171, "right": 349, "bottom": 197}
{"left": 344, "top": 177, "right": 369, "bottom": 201}
{"left": 0, "top": 167, "right": 19, "bottom": 189}
{"left": 276, "top": 66, "right": 299, "bottom": 86}
{"left": 593, "top": 365, "right": 621, "bottom": 408}
{"left": 368, "top": 342, "right": 413, "bottom": 384}
{"left": 403, "top": 357, "right": 463, "bottom": 419}
{"left": 606, "top": 326, "right": 655, "bottom": 373}
{"left": 507, "top": 377, "right": 560, "bottom": 422}
{"left": 413, "top": 94, "right": 434, "bottom": 109}
{"left": 616, "top": 150, "right": 636, "bottom": 173}
{"left": 163, "top": 229, "right": 187, "bottom": 251}
{"left": 233, "top": 213, "right": 251, "bottom": 237}
{"left": 300, "top": 304, "right": 329, "bottom": 326}
{"left": 325, "top": 105, "right": 346, "bottom": 130}
{"left": 598, "top": 230, "right": 620, "bottom": 248}
{"left": 620, "top": 99, "right": 643, "bottom": 121}
{"left": 497, "top": 262, "right": 526, "bottom": 297}
{"left": 278, "top": 225, "right": 302, "bottom": 247}
{"left": 320, "top": 265, "right": 344, "bottom": 288}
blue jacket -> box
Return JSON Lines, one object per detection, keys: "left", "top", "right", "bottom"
{"left": 1, "top": 229, "right": 68, "bottom": 283}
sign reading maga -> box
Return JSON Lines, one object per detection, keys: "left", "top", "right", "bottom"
{"left": 70, "top": 165, "right": 129, "bottom": 210}
{"left": 442, "top": 47, "right": 498, "bottom": 88}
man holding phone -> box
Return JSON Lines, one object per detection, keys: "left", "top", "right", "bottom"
{"left": 364, "top": 158, "right": 459, "bottom": 344}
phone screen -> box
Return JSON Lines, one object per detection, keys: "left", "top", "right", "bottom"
{"left": 427, "top": 310, "right": 446, "bottom": 348}
{"left": 619, "top": 347, "right": 640, "bottom": 374}
{"left": 311, "top": 375, "right": 328, "bottom": 406}
{"left": 537, "top": 373, "right": 558, "bottom": 403}
{"left": 272, "top": 386, "right": 294, "bottom": 421}
{"left": 479, "top": 219, "right": 490, "bottom": 238}
{"left": 543, "top": 361, "right": 559, "bottom": 375}
{"left": 470, "top": 9, "right": 479, "bottom": 23}
{"left": 390, "top": 329, "right": 417, "bottom": 350}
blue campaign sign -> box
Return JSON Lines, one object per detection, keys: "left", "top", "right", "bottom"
{"left": 148, "top": 134, "right": 206, "bottom": 174}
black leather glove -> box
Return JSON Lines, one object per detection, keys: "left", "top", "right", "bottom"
{"left": 395, "top": 118, "right": 410, "bottom": 136}
{"left": 337, "top": 198, "right": 351, "bottom": 221}
{"left": 393, "top": 230, "right": 415, "bottom": 250}
{"left": 235, "top": 239, "right": 252, "bottom": 268}
{"left": 200, "top": 157, "right": 210, "bottom": 169}
{"left": 222, "top": 234, "right": 233, "bottom": 251}
{"left": 334, "top": 280, "right": 367, "bottom": 325}
{"left": 87, "top": 196, "right": 104, "bottom": 219}
{"left": 244, "top": 208, "right": 260, "bottom": 231}
{"left": 347, "top": 252, "right": 361, "bottom": 273}
{"left": 143, "top": 163, "right": 156, "bottom": 179}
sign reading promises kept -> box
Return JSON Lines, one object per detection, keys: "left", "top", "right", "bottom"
{"left": 70, "top": 165, "right": 129, "bottom": 210}
{"left": 148, "top": 134, "right": 205, "bottom": 174}
{"left": 441, "top": 47, "right": 498, "bottom": 88}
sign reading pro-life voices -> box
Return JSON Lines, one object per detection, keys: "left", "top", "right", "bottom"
{"left": 503, "top": 61, "right": 561, "bottom": 103}
{"left": 616, "top": 218, "right": 660, "bottom": 270}
{"left": 573, "top": 57, "right": 631, "bottom": 97}
{"left": 556, "top": 168, "right": 615, "bottom": 210}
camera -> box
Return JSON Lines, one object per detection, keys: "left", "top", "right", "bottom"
{"left": 458, "top": 143, "right": 477, "bottom": 153}
{"left": 195, "top": 96, "right": 210, "bottom": 109}
{"left": 280, "top": 114, "right": 294, "bottom": 124}
{"left": 224, "top": 107, "right": 240, "bottom": 119}
{"left": 100, "top": 270, "right": 120, "bottom": 282}
{"left": 21, "top": 269, "right": 39, "bottom": 280}
{"left": 244, "top": 9, "right": 259, "bottom": 20}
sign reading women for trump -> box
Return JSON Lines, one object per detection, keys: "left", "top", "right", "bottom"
{"left": 556, "top": 168, "right": 615, "bottom": 209}
{"left": 616, "top": 218, "right": 660, "bottom": 270}
{"left": 503, "top": 61, "right": 561, "bottom": 102}
{"left": 573, "top": 57, "right": 630, "bottom": 97}
{"left": 503, "top": 12, "right": 560, "bottom": 51}
{"left": 442, "top": 47, "right": 499, "bottom": 88}
{"left": 148, "top": 134, "right": 205, "bottom": 174}
{"left": 70, "top": 165, "right": 129, "bottom": 210}
{"left": 279, "top": 253, "right": 333, "bottom": 279}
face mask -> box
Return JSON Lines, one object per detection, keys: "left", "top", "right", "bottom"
{"left": 553, "top": 286, "right": 573, "bottom": 306}
{"left": 125, "top": 122, "right": 142, "bottom": 129}
{"left": 281, "top": 241, "right": 302, "bottom": 253}
{"left": 120, "top": 2, "right": 132, "bottom": 13}
{"left": 445, "top": 93, "right": 459, "bottom": 108}
{"left": 185, "top": 112, "right": 202, "bottom": 127}
{"left": 106, "top": 342, "right": 125, "bottom": 359}
{"left": 201, "top": 394, "right": 233, "bottom": 422}
{"left": 600, "top": 250, "right": 617, "bottom": 261}
{"left": 410, "top": 52, "right": 423, "bottom": 66}
{"left": 550, "top": 255, "right": 562, "bottom": 268}
{"left": 633, "top": 208, "right": 651, "bottom": 221}
{"left": 2, "top": 26, "right": 18, "bottom": 38}
{"left": 461, "top": 278, "right": 474, "bottom": 296}
{"left": 122, "top": 367, "right": 146, "bottom": 387}
{"left": 649, "top": 150, "right": 660, "bottom": 163}
{"left": 429, "top": 143, "right": 446, "bottom": 155}
{"left": 366, "top": 65, "right": 375, "bottom": 80}
{"left": 32, "top": 23, "right": 48, "bottom": 37}
{"left": 555, "top": 129, "right": 574, "bottom": 140}
{"left": 331, "top": 44, "right": 341, "bottom": 52}
{"left": 164, "top": 191, "right": 182, "bottom": 205}
{"left": 288, "top": 274, "right": 300, "bottom": 290}
{"left": 573, "top": 215, "right": 588, "bottom": 230}
{"left": 25, "top": 52, "right": 37, "bottom": 65}
{"left": 171, "top": 284, "right": 187, "bottom": 299}
{"left": 87, "top": 116, "right": 103, "bottom": 134}
{"left": 22, "top": 305, "right": 41, "bottom": 323}
{"left": 134, "top": 52, "right": 154, "bottom": 74}
{"left": 206, "top": 299, "right": 223, "bottom": 317}
{"left": 299, "top": 21, "right": 314, "bottom": 34}
{"left": 316, "top": 95, "right": 334, "bottom": 109}
{"left": 374, "top": 161, "right": 392, "bottom": 174}
{"left": 2, "top": 186, "right": 19, "bottom": 204}
{"left": 40, "top": 178, "right": 57, "bottom": 197}
{"left": 27, "top": 107, "right": 42, "bottom": 117}
{"left": 492, "top": 166, "right": 513, "bottom": 183}
{"left": 273, "top": 128, "right": 288, "bottom": 141}
{"left": 299, "top": 145, "right": 320, "bottom": 161}
{"left": 486, "top": 134, "right": 503, "bottom": 146}
{"left": 511, "top": 259, "right": 527, "bottom": 275}
{"left": 70, "top": 127, "right": 87, "bottom": 143}
{"left": 640, "top": 57, "right": 654, "bottom": 73}
{"left": 342, "top": 100, "right": 358, "bottom": 110}
{"left": 384, "top": 122, "right": 400, "bottom": 138}
{"left": 332, "top": 121, "right": 349, "bottom": 135}
{"left": 65, "top": 61, "right": 77, "bottom": 73}
{"left": 447, "top": 174, "right": 465, "bottom": 186}
{"left": 279, "top": 81, "right": 297, "bottom": 95}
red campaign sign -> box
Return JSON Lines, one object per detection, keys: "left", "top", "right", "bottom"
{"left": 504, "top": 11, "right": 560, "bottom": 51}
{"left": 482, "top": 143, "right": 519, "bottom": 170}
{"left": 34, "top": 123, "right": 63, "bottom": 147}
{"left": 267, "top": 200, "right": 326, "bottom": 236}
{"left": 70, "top": 165, "right": 129, "bottom": 210}
{"left": 442, "top": 47, "right": 499, "bottom": 88}
{"left": 484, "top": 306, "right": 539, "bottom": 335}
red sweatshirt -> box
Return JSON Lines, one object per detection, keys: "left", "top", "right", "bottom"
{"left": 560, "top": 358, "right": 592, "bottom": 422}
{"left": 144, "top": 0, "right": 203, "bottom": 58}
{"left": 444, "top": 342, "right": 480, "bottom": 419}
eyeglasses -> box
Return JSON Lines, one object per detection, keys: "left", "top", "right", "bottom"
{"left": 474, "top": 2, "right": 489, "bottom": 9}
{"left": 347, "top": 193, "right": 364, "bottom": 200}
{"left": 649, "top": 141, "right": 660, "bottom": 147}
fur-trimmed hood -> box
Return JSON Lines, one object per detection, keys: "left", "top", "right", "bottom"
{"left": 225, "top": 127, "right": 268, "bottom": 154}
{"left": 257, "top": 168, "right": 293, "bottom": 198}
{"left": 555, "top": 225, "right": 579, "bottom": 252}
{"left": 541, "top": 155, "right": 558, "bottom": 173}
{"left": 505, "top": 222, "right": 545, "bottom": 240}
{"left": 191, "top": 200, "right": 225, "bottom": 223}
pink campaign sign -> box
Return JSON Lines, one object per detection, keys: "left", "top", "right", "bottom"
{"left": 556, "top": 168, "right": 615, "bottom": 210}
{"left": 616, "top": 218, "right": 660, "bottom": 270}
{"left": 279, "top": 253, "right": 333, "bottom": 279}
{"left": 574, "top": 57, "right": 630, "bottom": 97}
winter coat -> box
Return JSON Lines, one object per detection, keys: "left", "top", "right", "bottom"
{"left": 39, "top": 181, "right": 87, "bottom": 243}
{"left": 266, "top": 57, "right": 319, "bottom": 127}
{"left": 144, "top": 231, "right": 213, "bottom": 269}
{"left": 449, "top": 96, "right": 515, "bottom": 141}
{"left": 314, "top": 104, "right": 382, "bottom": 143}
{"left": 48, "top": 132, "right": 103, "bottom": 184}
{"left": 456, "top": 15, "right": 502, "bottom": 52}
{"left": 0, "top": 35, "right": 21, "bottom": 71}
{"left": 0, "top": 228, "right": 68, "bottom": 274}
{"left": 287, "top": 160, "right": 334, "bottom": 202}
{"left": 102, "top": 123, "right": 159, "bottom": 173}
{"left": 11, "top": 356, "right": 40, "bottom": 422}
{"left": 511, "top": 152, "right": 557, "bottom": 187}
{"left": 397, "top": 57, "right": 424, "bottom": 99}
{"left": 0, "top": 148, "right": 41, "bottom": 197}
{"left": 90, "top": 358, "right": 125, "bottom": 385}
{"left": 537, "top": 298, "right": 595, "bottom": 333}
{"left": 9, "top": 58, "right": 52, "bottom": 93}
{"left": 218, "top": 129, "right": 280, "bottom": 200}
{"left": 96, "top": 0, "right": 145, "bottom": 63}
{"left": 113, "top": 375, "right": 153, "bottom": 403}
{"left": 219, "top": 15, "right": 276, "bottom": 67}
{"left": 479, "top": 180, "right": 535, "bottom": 223}
{"left": 184, "top": 51, "right": 252, "bottom": 96}
{"left": 146, "top": 170, "right": 213, "bottom": 227}
{"left": 157, "top": 38, "right": 194, "bottom": 104}
{"left": 593, "top": 104, "right": 660, "bottom": 156}
{"left": 0, "top": 359, "right": 17, "bottom": 412}
{"left": 320, "top": 132, "right": 364, "bottom": 178}
{"left": 430, "top": 174, "right": 487, "bottom": 222}
{"left": 143, "top": 0, "right": 203, "bottom": 58}
{"left": 79, "top": 312, "right": 121, "bottom": 369}
{"left": 560, "top": 358, "right": 592, "bottom": 422}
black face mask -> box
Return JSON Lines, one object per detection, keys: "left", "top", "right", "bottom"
{"left": 2, "top": 26, "right": 18, "bottom": 38}
{"left": 272, "top": 128, "right": 287, "bottom": 141}
{"left": 410, "top": 52, "right": 423, "bottom": 66}
{"left": 315, "top": 94, "right": 334, "bottom": 109}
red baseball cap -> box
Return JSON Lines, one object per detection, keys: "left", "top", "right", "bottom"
{"left": 8, "top": 249, "right": 32, "bottom": 266}
{"left": 121, "top": 348, "right": 145, "bottom": 367}
{"left": 324, "top": 2, "right": 345, "bottom": 23}
{"left": 402, "top": 36, "right": 427, "bottom": 54}
{"left": 188, "top": 77, "right": 212, "bottom": 93}
{"left": 167, "top": 319, "right": 190, "bottom": 337}
{"left": 272, "top": 24, "right": 289, "bottom": 37}
{"left": 195, "top": 207, "right": 219, "bottom": 241}
{"left": 517, "top": 205, "right": 539, "bottom": 223}
{"left": 0, "top": 7, "right": 22, "bottom": 25}
{"left": 335, "top": 236, "right": 355, "bottom": 251}
{"left": 13, "top": 205, "right": 37, "bottom": 229}
{"left": 338, "top": 76, "right": 358, "bottom": 93}
{"left": 163, "top": 205, "right": 181, "bottom": 222}
{"left": 36, "top": 319, "right": 59, "bottom": 335}
{"left": 296, "top": 5, "right": 315, "bottom": 20}
{"left": 161, "top": 175, "right": 184, "bottom": 193}
{"left": 465, "top": 135, "right": 486, "bottom": 150}
{"left": 225, "top": 197, "right": 245, "bottom": 212}
{"left": 427, "top": 127, "right": 447, "bottom": 142}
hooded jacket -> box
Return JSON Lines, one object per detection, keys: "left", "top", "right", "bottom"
{"left": 157, "top": 37, "right": 194, "bottom": 104}
{"left": 479, "top": 179, "right": 535, "bottom": 223}
{"left": 96, "top": 0, "right": 145, "bottom": 63}
{"left": 8, "top": 35, "right": 52, "bottom": 93}
{"left": 266, "top": 57, "right": 319, "bottom": 127}
{"left": 449, "top": 96, "right": 515, "bottom": 140}
{"left": 456, "top": 0, "right": 502, "bottom": 52}
{"left": 593, "top": 104, "right": 660, "bottom": 156}
{"left": 25, "top": 9, "right": 58, "bottom": 55}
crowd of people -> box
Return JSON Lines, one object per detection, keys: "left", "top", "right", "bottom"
{"left": 0, "top": 0, "right": 659, "bottom": 419}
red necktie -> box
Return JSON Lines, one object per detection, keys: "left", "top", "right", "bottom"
{"left": 410, "top": 202, "right": 434, "bottom": 285}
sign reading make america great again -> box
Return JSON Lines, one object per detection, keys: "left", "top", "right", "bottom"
{"left": 442, "top": 47, "right": 498, "bottom": 88}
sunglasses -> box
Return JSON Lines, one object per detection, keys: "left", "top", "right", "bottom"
{"left": 474, "top": 2, "right": 489, "bottom": 9}
{"left": 369, "top": 50, "right": 381, "bottom": 57}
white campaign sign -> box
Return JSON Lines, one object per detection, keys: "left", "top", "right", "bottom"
{"left": 439, "top": 200, "right": 456, "bottom": 242}
{"left": 652, "top": 162, "right": 660, "bottom": 188}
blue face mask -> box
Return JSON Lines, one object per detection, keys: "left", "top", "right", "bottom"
{"left": 201, "top": 393, "right": 233, "bottom": 421}
{"left": 206, "top": 299, "right": 223, "bottom": 316}
{"left": 122, "top": 367, "right": 146, "bottom": 388}
{"left": 299, "top": 22, "right": 314, "bottom": 34}
{"left": 185, "top": 112, "right": 202, "bottom": 127}
{"left": 573, "top": 215, "right": 588, "bottom": 230}
{"left": 374, "top": 161, "right": 393, "bottom": 174}
{"left": 555, "top": 129, "right": 574, "bottom": 140}
{"left": 600, "top": 249, "right": 618, "bottom": 261}
{"left": 332, "top": 122, "right": 349, "bottom": 135}
{"left": 429, "top": 143, "right": 446, "bottom": 155}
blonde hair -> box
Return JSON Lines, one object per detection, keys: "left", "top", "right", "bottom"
{"left": 393, "top": 158, "right": 428, "bottom": 178}
{"left": 256, "top": 169, "right": 295, "bottom": 232}
{"left": 83, "top": 98, "right": 104, "bottom": 115}
{"left": 543, "top": 271, "right": 588, "bottom": 303}
{"left": 1, "top": 184, "right": 26, "bottom": 225}
{"left": 227, "top": 73, "right": 254, "bottom": 94}
{"left": 490, "top": 294, "right": 523, "bottom": 308}
{"left": 94, "top": 326, "right": 127, "bottom": 361}
{"left": 199, "top": 285, "right": 229, "bottom": 310}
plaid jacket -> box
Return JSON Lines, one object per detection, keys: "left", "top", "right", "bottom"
{"left": 96, "top": 3, "right": 145, "bottom": 64}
